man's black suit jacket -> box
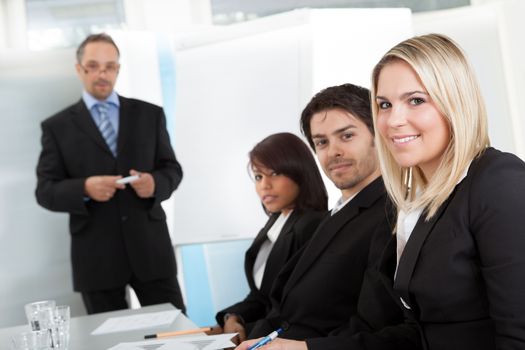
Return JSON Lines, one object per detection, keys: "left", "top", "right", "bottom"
{"left": 35, "top": 95, "right": 182, "bottom": 292}
{"left": 248, "top": 177, "right": 393, "bottom": 340}
{"left": 305, "top": 235, "right": 420, "bottom": 350}
{"left": 216, "top": 209, "right": 326, "bottom": 330}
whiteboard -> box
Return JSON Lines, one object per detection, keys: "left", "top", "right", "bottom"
{"left": 172, "top": 25, "right": 304, "bottom": 245}
{"left": 171, "top": 9, "right": 412, "bottom": 245}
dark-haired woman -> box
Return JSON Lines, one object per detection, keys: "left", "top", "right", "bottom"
{"left": 215, "top": 132, "right": 328, "bottom": 343}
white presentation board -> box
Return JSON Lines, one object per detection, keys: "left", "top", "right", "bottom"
{"left": 171, "top": 9, "right": 412, "bottom": 245}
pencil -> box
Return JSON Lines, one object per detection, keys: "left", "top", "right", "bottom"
{"left": 144, "top": 327, "right": 212, "bottom": 339}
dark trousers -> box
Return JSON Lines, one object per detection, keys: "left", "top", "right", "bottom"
{"left": 81, "top": 275, "right": 186, "bottom": 315}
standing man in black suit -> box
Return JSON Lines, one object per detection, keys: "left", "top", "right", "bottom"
{"left": 35, "top": 33, "right": 185, "bottom": 314}
{"left": 236, "top": 84, "right": 401, "bottom": 345}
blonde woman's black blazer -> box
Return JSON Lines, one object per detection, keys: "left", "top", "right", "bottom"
{"left": 392, "top": 147, "right": 525, "bottom": 349}
{"left": 305, "top": 148, "right": 525, "bottom": 350}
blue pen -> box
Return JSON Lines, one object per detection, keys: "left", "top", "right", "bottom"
{"left": 248, "top": 328, "right": 284, "bottom": 350}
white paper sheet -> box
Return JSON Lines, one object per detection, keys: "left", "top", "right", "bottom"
{"left": 106, "top": 333, "right": 237, "bottom": 350}
{"left": 92, "top": 310, "right": 181, "bottom": 335}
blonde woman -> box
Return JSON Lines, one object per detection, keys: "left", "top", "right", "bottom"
{"left": 372, "top": 33, "right": 525, "bottom": 349}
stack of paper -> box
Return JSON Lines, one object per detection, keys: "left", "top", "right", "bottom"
{"left": 92, "top": 310, "right": 181, "bottom": 335}
{"left": 107, "top": 333, "right": 237, "bottom": 350}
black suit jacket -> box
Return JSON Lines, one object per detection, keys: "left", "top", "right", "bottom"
{"left": 248, "top": 177, "right": 392, "bottom": 340}
{"left": 216, "top": 209, "right": 326, "bottom": 329}
{"left": 35, "top": 96, "right": 182, "bottom": 292}
{"left": 392, "top": 148, "right": 525, "bottom": 350}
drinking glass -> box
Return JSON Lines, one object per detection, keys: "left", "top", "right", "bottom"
{"left": 24, "top": 301, "right": 56, "bottom": 331}
{"left": 53, "top": 305, "right": 70, "bottom": 350}
{"left": 10, "top": 330, "right": 51, "bottom": 350}
{"left": 23, "top": 300, "right": 71, "bottom": 349}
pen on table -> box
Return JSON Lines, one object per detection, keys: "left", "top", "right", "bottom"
{"left": 144, "top": 326, "right": 211, "bottom": 339}
{"left": 248, "top": 327, "right": 284, "bottom": 350}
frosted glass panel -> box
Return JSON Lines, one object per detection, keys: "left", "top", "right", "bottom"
{"left": 0, "top": 48, "right": 85, "bottom": 327}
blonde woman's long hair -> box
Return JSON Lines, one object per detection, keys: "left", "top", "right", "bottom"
{"left": 371, "top": 33, "right": 490, "bottom": 219}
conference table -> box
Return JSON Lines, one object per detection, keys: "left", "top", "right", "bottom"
{"left": 0, "top": 303, "right": 198, "bottom": 349}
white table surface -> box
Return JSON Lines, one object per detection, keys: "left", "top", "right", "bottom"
{"left": 0, "top": 303, "right": 197, "bottom": 350}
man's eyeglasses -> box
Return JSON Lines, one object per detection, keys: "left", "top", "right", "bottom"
{"left": 80, "top": 62, "right": 120, "bottom": 75}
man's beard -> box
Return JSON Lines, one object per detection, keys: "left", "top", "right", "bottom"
{"left": 327, "top": 157, "right": 375, "bottom": 191}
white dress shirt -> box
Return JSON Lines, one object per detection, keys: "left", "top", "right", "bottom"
{"left": 331, "top": 192, "right": 358, "bottom": 216}
{"left": 395, "top": 165, "right": 471, "bottom": 275}
{"left": 252, "top": 210, "right": 292, "bottom": 289}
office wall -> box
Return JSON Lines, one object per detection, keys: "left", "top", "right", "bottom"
{"left": 413, "top": 1, "right": 525, "bottom": 158}
{"left": 492, "top": 0, "right": 525, "bottom": 158}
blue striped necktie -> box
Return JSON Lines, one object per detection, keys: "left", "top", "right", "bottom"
{"left": 96, "top": 103, "right": 117, "bottom": 156}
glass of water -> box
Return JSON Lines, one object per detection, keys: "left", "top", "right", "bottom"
{"left": 24, "top": 301, "right": 56, "bottom": 331}
{"left": 11, "top": 330, "right": 51, "bottom": 350}
{"left": 53, "top": 305, "right": 70, "bottom": 350}
{"left": 23, "top": 301, "right": 70, "bottom": 349}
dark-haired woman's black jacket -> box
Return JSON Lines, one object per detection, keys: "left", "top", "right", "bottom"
{"left": 216, "top": 208, "right": 326, "bottom": 331}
